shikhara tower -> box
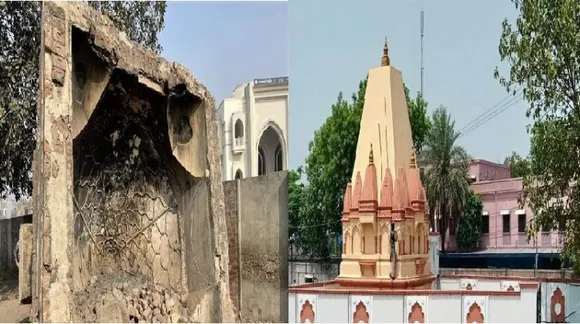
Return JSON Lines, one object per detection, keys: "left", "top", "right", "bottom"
{"left": 337, "top": 40, "right": 434, "bottom": 289}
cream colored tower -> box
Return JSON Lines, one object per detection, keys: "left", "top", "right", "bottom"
{"left": 337, "top": 41, "right": 434, "bottom": 289}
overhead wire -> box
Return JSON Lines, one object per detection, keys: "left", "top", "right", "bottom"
{"left": 458, "top": 89, "right": 524, "bottom": 139}
{"left": 458, "top": 88, "right": 521, "bottom": 133}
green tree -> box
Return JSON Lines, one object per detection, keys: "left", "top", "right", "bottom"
{"left": 0, "top": 1, "right": 167, "bottom": 199}
{"left": 288, "top": 168, "right": 305, "bottom": 242}
{"left": 405, "top": 87, "right": 431, "bottom": 154}
{"left": 495, "top": 0, "right": 580, "bottom": 272}
{"left": 503, "top": 151, "right": 531, "bottom": 178}
{"left": 294, "top": 77, "right": 431, "bottom": 258}
{"left": 299, "top": 91, "right": 362, "bottom": 258}
{"left": 456, "top": 190, "right": 483, "bottom": 252}
{"left": 421, "top": 106, "right": 470, "bottom": 252}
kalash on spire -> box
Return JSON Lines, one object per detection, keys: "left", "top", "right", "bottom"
{"left": 337, "top": 39, "right": 434, "bottom": 289}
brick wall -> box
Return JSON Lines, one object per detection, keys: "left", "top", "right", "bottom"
{"left": 223, "top": 180, "right": 240, "bottom": 311}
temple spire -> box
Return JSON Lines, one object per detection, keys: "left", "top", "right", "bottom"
{"left": 369, "top": 144, "right": 374, "bottom": 164}
{"left": 381, "top": 38, "right": 390, "bottom": 67}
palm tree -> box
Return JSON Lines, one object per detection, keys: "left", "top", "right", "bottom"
{"left": 420, "top": 106, "right": 471, "bottom": 252}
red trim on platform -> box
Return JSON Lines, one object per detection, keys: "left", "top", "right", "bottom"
{"left": 520, "top": 282, "right": 540, "bottom": 289}
{"left": 288, "top": 286, "right": 521, "bottom": 296}
{"left": 440, "top": 273, "right": 580, "bottom": 284}
{"left": 336, "top": 275, "right": 436, "bottom": 289}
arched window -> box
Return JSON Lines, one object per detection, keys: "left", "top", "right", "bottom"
{"left": 258, "top": 147, "right": 265, "bottom": 176}
{"left": 274, "top": 144, "right": 283, "bottom": 172}
{"left": 235, "top": 169, "right": 243, "bottom": 180}
{"left": 234, "top": 119, "right": 244, "bottom": 138}
{"left": 234, "top": 119, "right": 244, "bottom": 147}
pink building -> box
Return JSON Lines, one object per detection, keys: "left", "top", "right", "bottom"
{"left": 448, "top": 159, "right": 563, "bottom": 252}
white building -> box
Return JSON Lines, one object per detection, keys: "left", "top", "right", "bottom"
{"left": 216, "top": 77, "right": 288, "bottom": 181}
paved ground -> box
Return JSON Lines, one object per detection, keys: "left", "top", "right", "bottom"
{"left": 0, "top": 271, "right": 30, "bottom": 323}
{"left": 0, "top": 298, "right": 30, "bottom": 323}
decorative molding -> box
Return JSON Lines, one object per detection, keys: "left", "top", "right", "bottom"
{"left": 405, "top": 296, "right": 427, "bottom": 323}
{"left": 462, "top": 295, "right": 488, "bottom": 324}
{"left": 460, "top": 278, "right": 478, "bottom": 291}
{"left": 515, "top": 209, "right": 526, "bottom": 215}
{"left": 379, "top": 221, "right": 388, "bottom": 230}
{"left": 549, "top": 284, "right": 567, "bottom": 323}
{"left": 297, "top": 294, "right": 317, "bottom": 323}
{"left": 350, "top": 295, "right": 372, "bottom": 323}
{"left": 500, "top": 280, "right": 520, "bottom": 292}
{"left": 500, "top": 209, "right": 510, "bottom": 215}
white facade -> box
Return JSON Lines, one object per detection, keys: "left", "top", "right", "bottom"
{"left": 289, "top": 272, "right": 580, "bottom": 323}
{"left": 216, "top": 77, "right": 288, "bottom": 181}
{"left": 289, "top": 287, "right": 539, "bottom": 323}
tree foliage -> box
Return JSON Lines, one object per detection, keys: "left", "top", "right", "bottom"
{"left": 87, "top": 1, "right": 167, "bottom": 54}
{"left": 0, "top": 1, "right": 167, "bottom": 199}
{"left": 299, "top": 88, "right": 364, "bottom": 258}
{"left": 456, "top": 190, "right": 483, "bottom": 252}
{"left": 421, "top": 106, "right": 470, "bottom": 252}
{"left": 496, "top": 0, "right": 580, "bottom": 272}
{"left": 406, "top": 88, "right": 431, "bottom": 154}
{"left": 288, "top": 167, "right": 305, "bottom": 242}
{"left": 292, "top": 77, "right": 431, "bottom": 258}
{"left": 503, "top": 151, "right": 531, "bottom": 178}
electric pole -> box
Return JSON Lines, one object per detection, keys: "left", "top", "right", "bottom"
{"left": 420, "top": 10, "right": 425, "bottom": 97}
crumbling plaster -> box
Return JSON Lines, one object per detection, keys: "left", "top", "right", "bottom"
{"left": 33, "top": 1, "right": 235, "bottom": 322}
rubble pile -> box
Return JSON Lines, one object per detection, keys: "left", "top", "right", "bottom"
{"left": 71, "top": 273, "right": 189, "bottom": 323}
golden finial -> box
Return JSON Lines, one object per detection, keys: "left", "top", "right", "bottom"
{"left": 410, "top": 147, "right": 417, "bottom": 169}
{"left": 381, "top": 37, "right": 390, "bottom": 67}
{"left": 369, "top": 144, "right": 374, "bottom": 164}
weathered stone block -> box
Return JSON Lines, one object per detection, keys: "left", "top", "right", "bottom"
{"left": 19, "top": 224, "right": 33, "bottom": 301}
{"left": 51, "top": 54, "right": 67, "bottom": 86}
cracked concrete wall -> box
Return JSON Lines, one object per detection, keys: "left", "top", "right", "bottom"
{"left": 224, "top": 171, "right": 289, "bottom": 323}
{"left": 33, "top": 2, "right": 234, "bottom": 322}
{"left": 0, "top": 217, "right": 23, "bottom": 271}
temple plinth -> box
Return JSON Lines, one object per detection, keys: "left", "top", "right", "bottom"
{"left": 337, "top": 40, "right": 434, "bottom": 289}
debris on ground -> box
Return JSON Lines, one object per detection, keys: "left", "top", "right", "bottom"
{"left": 71, "top": 273, "right": 189, "bottom": 323}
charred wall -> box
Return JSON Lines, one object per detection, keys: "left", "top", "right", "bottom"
{"left": 33, "top": 2, "right": 234, "bottom": 322}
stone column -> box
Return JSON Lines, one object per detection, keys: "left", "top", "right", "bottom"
{"left": 33, "top": 2, "right": 74, "bottom": 322}
{"left": 19, "top": 224, "right": 33, "bottom": 301}
{"left": 203, "top": 99, "right": 237, "bottom": 323}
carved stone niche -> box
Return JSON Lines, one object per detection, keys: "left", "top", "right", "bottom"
{"left": 460, "top": 278, "right": 478, "bottom": 291}
{"left": 33, "top": 2, "right": 233, "bottom": 323}
{"left": 70, "top": 30, "right": 217, "bottom": 317}
{"left": 359, "top": 261, "right": 376, "bottom": 277}
{"left": 551, "top": 287, "right": 566, "bottom": 323}
{"left": 352, "top": 297, "right": 371, "bottom": 324}
{"left": 500, "top": 280, "right": 520, "bottom": 292}
{"left": 406, "top": 296, "right": 427, "bottom": 323}
{"left": 463, "top": 296, "right": 487, "bottom": 324}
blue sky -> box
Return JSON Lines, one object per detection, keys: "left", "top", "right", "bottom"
{"left": 160, "top": 1, "right": 288, "bottom": 104}
{"left": 158, "top": 0, "right": 530, "bottom": 173}
{"left": 289, "top": 0, "right": 530, "bottom": 169}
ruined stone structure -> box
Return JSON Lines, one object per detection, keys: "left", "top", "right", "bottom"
{"left": 32, "top": 2, "right": 234, "bottom": 322}
{"left": 337, "top": 41, "right": 433, "bottom": 289}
